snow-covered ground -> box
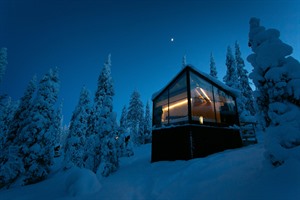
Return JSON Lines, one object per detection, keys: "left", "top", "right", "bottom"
{"left": 1, "top": 137, "right": 300, "bottom": 200}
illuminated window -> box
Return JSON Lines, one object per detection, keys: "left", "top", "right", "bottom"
{"left": 153, "top": 72, "right": 188, "bottom": 127}
{"left": 153, "top": 90, "right": 168, "bottom": 126}
{"left": 190, "top": 72, "right": 216, "bottom": 125}
{"left": 168, "top": 73, "right": 188, "bottom": 124}
{"left": 152, "top": 66, "right": 239, "bottom": 128}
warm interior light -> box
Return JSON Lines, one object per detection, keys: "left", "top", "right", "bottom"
{"left": 195, "top": 89, "right": 204, "bottom": 100}
{"left": 199, "top": 88, "right": 211, "bottom": 102}
{"left": 199, "top": 116, "right": 204, "bottom": 124}
{"left": 163, "top": 99, "right": 188, "bottom": 111}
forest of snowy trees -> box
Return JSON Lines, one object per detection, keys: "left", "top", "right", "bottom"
{"left": 0, "top": 17, "right": 300, "bottom": 189}
{"left": 0, "top": 53, "right": 151, "bottom": 188}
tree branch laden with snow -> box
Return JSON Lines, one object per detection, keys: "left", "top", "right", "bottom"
{"left": 247, "top": 17, "right": 300, "bottom": 166}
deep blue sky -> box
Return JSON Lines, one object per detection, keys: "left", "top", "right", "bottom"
{"left": 1, "top": 0, "right": 299, "bottom": 124}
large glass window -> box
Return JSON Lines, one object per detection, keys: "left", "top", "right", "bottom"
{"left": 168, "top": 73, "right": 188, "bottom": 124}
{"left": 153, "top": 72, "right": 188, "bottom": 127}
{"left": 153, "top": 69, "right": 239, "bottom": 128}
{"left": 214, "top": 87, "right": 238, "bottom": 126}
{"left": 190, "top": 72, "right": 216, "bottom": 125}
{"left": 153, "top": 90, "right": 168, "bottom": 127}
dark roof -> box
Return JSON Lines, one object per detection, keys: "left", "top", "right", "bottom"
{"left": 152, "top": 65, "right": 240, "bottom": 100}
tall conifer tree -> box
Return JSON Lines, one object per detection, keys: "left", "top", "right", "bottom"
{"left": 224, "top": 46, "right": 239, "bottom": 89}
{"left": 20, "top": 68, "right": 60, "bottom": 184}
{"left": 0, "top": 77, "right": 36, "bottom": 187}
{"left": 143, "top": 101, "right": 152, "bottom": 144}
{"left": 235, "top": 41, "right": 255, "bottom": 117}
{"left": 209, "top": 52, "right": 218, "bottom": 78}
{"left": 96, "top": 54, "right": 119, "bottom": 177}
{"left": 127, "top": 90, "right": 144, "bottom": 145}
{"left": 64, "top": 86, "right": 90, "bottom": 169}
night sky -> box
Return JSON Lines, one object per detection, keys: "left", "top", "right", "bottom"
{"left": 1, "top": 0, "right": 299, "bottom": 124}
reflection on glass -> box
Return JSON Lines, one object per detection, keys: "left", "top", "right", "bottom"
{"left": 153, "top": 69, "right": 239, "bottom": 128}
{"left": 190, "top": 72, "right": 216, "bottom": 125}
{"left": 152, "top": 72, "right": 188, "bottom": 127}
{"left": 214, "top": 87, "right": 237, "bottom": 126}
{"left": 168, "top": 73, "right": 188, "bottom": 124}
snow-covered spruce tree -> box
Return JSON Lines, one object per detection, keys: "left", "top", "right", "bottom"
{"left": 235, "top": 41, "right": 255, "bottom": 117}
{"left": 143, "top": 101, "right": 152, "bottom": 144}
{"left": 247, "top": 17, "right": 300, "bottom": 166}
{"left": 182, "top": 55, "right": 187, "bottom": 68}
{"left": 95, "top": 55, "right": 119, "bottom": 177}
{"left": 97, "top": 96, "right": 120, "bottom": 177}
{"left": 209, "top": 52, "right": 218, "bottom": 79}
{"left": 0, "top": 97, "right": 20, "bottom": 187}
{"left": 85, "top": 54, "right": 112, "bottom": 171}
{"left": 64, "top": 86, "right": 91, "bottom": 169}
{"left": 120, "top": 105, "right": 128, "bottom": 132}
{"left": 223, "top": 46, "right": 239, "bottom": 89}
{"left": 127, "top": 90, "right": 144, "bottom": 145}
{"left": 0, "top": 97, "right": 18, "bottom": 146}
{"left": 5, "top": 76, "right": 37, "bottom": 146}
{"left": 0, "top": 77, "right": 37, "bottom": 187}
{"left": 19, "top": 68, "right": 60, "bottom": 184}
{"left": 85, "top": 55, "right": 114, "bottom": 172}
{"left": 117, "top": 105, "right": 134, "bottom": 157}
{"left": 138, "top": 105, "right": 145, "bottom": 144}
{"left": 53, "top": 101, "right": 63, "bottom": 150}
{"left": 0, "top": 47, "right": 7, "bottom": 84}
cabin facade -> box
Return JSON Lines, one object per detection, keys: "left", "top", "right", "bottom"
{"left": 151, "top": 65, "right": 243, "bottom": 162}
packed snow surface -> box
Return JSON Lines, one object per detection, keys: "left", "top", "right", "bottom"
{"left": 1, "top": 141, "right": 300, "bottom": 200}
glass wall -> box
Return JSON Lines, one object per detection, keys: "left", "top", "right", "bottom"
{"left": 153, "top": 90, "right": 168, "bottom": 127}
{"left": 213, "top": 87, "right": 238, "bottom": 126}
{"left": 153, "top": 68, "right": 238, "bottom": 128}
{"left": 168, "top": 73, "right": 188, "bottom": 124}
{"left": 190, "top": 72, "right": 216, "bottom": 125}
{"left": 153, "top": 72, "right": 188, "bottom": 127}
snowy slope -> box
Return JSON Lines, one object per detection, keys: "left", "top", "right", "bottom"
{"left": 1, "top": 140, "right": 300, "bottom": 200}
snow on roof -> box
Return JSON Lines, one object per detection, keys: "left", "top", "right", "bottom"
{"left": 152, "top": 65, "right": 240, "bottom": 100}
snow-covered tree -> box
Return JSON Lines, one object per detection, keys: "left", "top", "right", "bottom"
{"left": 247, "top": 17, "right": 300, "bottom": 166}
{"left": 137, "top": 105, "right": 145, "bottom": 144}
{"left": 120, "top": 105, "right": 128, "bottom": 131}
{"left": 86, "top": 54, "right": 114, "bottom": 172}
{"left": 19, "top": 68, "right": 60, "bottom": 184}
{"left": 143, "top": 101, "right": 152, "bottom": 144}
{"left": 223, "top": 46, "right": 239, "bottom": 89}
{"left": 85, "top": 54, "right": 119, "bottom": 177}
{"left": 127, "top": 90, "right": 144, "bottom": 145}
{"left": 0, "top": 97, "right": 19, "bottom": 166}
{"left": 64, "top": 86, "right": 91, "bottom": 169}
{"left": 182, "top": 55, "right": 187, "bottom": 68}
{"left": 0, "top": 47, "right": 7, "bottom": 84}
{"left": 96, "top": 55, "right": 119, "bottom": 177}
{"left": 117, "top": 105, "right": 133, "bottom": 157}
{"left": 0, "top": 78, "right": 36, "bottom": 188}
{"left": 0, "top": 97, "right": 18, "bottom": 146}
{"left": 209, "top": 52, "right": 218, "bottom": 78}
{"left": 5, "top": 76, "right": 37, "bottom": 146}
{"left": 53, "top": 101, "right": 63, "bottom": 150}
{"left": 235, "top": 41, "right": 255, "bottom": 117}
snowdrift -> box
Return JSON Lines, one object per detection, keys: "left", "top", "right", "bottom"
{"left": 1, "top": 141, "right": 300, "bottom": 200}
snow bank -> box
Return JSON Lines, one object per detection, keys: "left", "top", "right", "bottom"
{"left": 64, "top": 167, "right": 101, "bottom": 197}
{"left": 1, "top": 143, "right": 300, "bottom": 200}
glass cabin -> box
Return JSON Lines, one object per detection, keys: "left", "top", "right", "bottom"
{"left": 152, "top": 65, "right": 242, "bottom": 162}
